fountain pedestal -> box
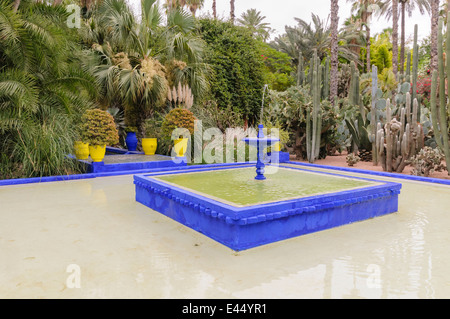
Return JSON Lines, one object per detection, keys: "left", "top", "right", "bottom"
{"left": 243, "top": 124, "right": 279, "bottom": 180}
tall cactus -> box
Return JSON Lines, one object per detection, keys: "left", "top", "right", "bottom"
{"left": 308, "top": 52, "right": 315, "bottom": 92}
{"left": 371, "top": 65, "right": 379, "bottom": 165}
{"left": 297, "top": 51, "right": 304, "bottom": 86}
{"left": 347, "top": 61, "right": 362, "bottom": 154}
{"left": 430, "top": 17, "right": 450, "bottom": 174}
{"left": 405, "top": 51, "right": 411, "bottom": 83}
{"left": 322, "top": 56, "right": 330, "bottom": 100}
{"left": 306, "top": 54, "right": 322, "bottom": 163}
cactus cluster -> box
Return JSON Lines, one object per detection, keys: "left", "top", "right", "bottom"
{"left": 375, "top": 95, "right": 424, "bottom": 173}
{"left": 407, "top": 146, "right": 446, "bottom": 177}
{"left": 346, "top": 153, "right": 360, "bottom": 166}
{"left": 367, "top": 24, "right": 431, "bottom": 173}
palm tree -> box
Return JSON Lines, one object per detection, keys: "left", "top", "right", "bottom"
{"left": 165, "top": 0, "right": 204, "bottom": 15}
{"left": 237, "top": 8, "right": 272, "bottom": 41}
{"left": 392, "top": 0, "right": 399, "bottom": 77}
{"left": 273, "top": 13, "right": 360, "bottom": 62}
{"left": 430, "top": 0, "right": 440, "bottom": 72}
{"left": 0, "top": 0, "right": 97, "bottom": 178}
{"left": 330, "top": 0, "right": 339, "bottom": 106}
{"left": 347, "top": 0, "right": 382, "bottom": 73}
{"left": 212, "top": 0, "right": 216, "bottom": 18}
{"left": 379, "top": 0, "right": 431, "bottom": 73}
{"left": 272, "top": 13, "right": 359, "bottom": 68}
{"left": 230, "top": 0, "right": 235, "bottom": 23}
{"left": 83, "top": 0, "right": 210, "bottom": 127}
{"left": 12, "top": 0, "right": 20, "bottom": 12}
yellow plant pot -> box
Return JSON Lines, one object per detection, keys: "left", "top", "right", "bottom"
{"left": 74, "top": 141, "right": 89, "bottom": 160}
{"left": 271, "top": 142, "right": 281, "bottom": 152}
{"left": 89, "top": 145, "right": 106, "bottom": 162}
{"left": 142, "top": 138, "right": 157, "bottom": 155}
{"left": 174, "top": 138, "right": 188, "bottom": 157}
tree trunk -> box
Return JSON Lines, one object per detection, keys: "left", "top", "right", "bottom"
{"left": 12, "top": 0, "right": 20, "bottom": 12}
{"left": 400, "top": 1, "right": 406, "bottom": 74}
{"left": 448, "top": 0, "right": 450, "bottom": 21}
{"left": 230, "top": 0, "right": 235, "bottom": 23}
{"left": 212, "top": 0, "right": 216, "bottom": 18}
{"left": 361, "top": 4, "right": 372, "bottom": 74}
{"left": 430, "top": 0, "right": 440, "bottom": 72}
{"left": 330, "top": 0, "right": 339, "bottom": 107}
{"left": 392, "top": 0, "right": 399, "bottom": 77}
{"left": 366, "top": 25, "right": 371, "bottom": 73}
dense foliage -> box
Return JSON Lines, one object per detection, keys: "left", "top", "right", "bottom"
{"left": 198, "top": 18, "right": 265, "bottom": 126}
{"left": 265, "top": 86, "right": 339, "bottom": 159}
{"left": 0, "top": 0, "right": 96, "bottom": 178}
{"left": 1, "top": 0, "right": 448, "bottom": 179}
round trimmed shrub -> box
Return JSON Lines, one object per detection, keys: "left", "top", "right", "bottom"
{"left": 81, "top": 109, "right": 119, "bottom": 146}
{"left": 161, "top": 108, "right": 196, "bottom": 139}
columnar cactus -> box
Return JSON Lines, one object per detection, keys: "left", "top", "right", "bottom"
{"left": 371, "top": 65, "right": 379, "bottom": 165}
{"left": 308, "top": 53, "right": 315, "bottom": 91}
{"left": 306, "top": 54, "right": 323, "bottom": 163}
{"left": 405, "top": 51, "right": 411, "bottom": 83}
{"left": 429, "top": 17, "right": 450, "bottom": 175}
{"left": 322, "top": 56, "right": 330, "bottom": 100}
{"left": 348, "top": 61, "right": 360, "bottom": 107}
{"left": 297, "top": 51, "right": 304, "bottom": 86}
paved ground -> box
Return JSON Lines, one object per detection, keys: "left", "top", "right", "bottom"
{"left": 1, "top": 165, "right": 450, "bottom": 298}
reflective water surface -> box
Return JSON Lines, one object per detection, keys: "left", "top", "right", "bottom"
{"left": 1, "top": 166, "right": 450, "bottom": 298}
{"left": 156, "top": 167, "right": 375, "bottom": 206}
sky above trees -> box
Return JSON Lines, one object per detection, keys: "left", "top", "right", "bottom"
{"left": 196, "top": 0, "right": 431, "bottom": 41}
{"left": 126, "top": 1, "right": 431, "bottom": 42}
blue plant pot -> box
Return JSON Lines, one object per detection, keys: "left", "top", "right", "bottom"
{"left": 125, "top": 132, "right": 138, "bottom": 151}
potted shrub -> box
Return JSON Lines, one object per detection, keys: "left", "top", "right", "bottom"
{"left": 125, "top": 126, "right": 138, "bottom": 151}
{"left": 142, "top": 119, "right": 158, "bottom": 155}
{"left": 74, "top": 140, "right": 90, "bottom": 160}
{"left": 81, "top": 109, "right": 119, "bottom": 162}
{"left": 73, "top": 123, "right": 90, "bottom": 160}
{"left": 161, "top": 108, "right": 195, "bottom": 157}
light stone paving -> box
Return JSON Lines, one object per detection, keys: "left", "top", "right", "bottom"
{"left": 1, "top": 167, "right": 450, "bottom": 298}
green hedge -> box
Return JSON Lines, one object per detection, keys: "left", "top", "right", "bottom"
{"left": 198, "top": 19, "right": 265, "bottom": 126}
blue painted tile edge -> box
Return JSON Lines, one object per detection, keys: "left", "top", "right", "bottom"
{"left": 135, "top": 165, "right": 402, "bottom": 219}
{"left": 134, "top": 164, "right": 402, "bottom": 250}
{"left": 286, "top": 161, "right": 450, "bottom": 186}
{"left": 0, "top": 162, "right": 253, "bottom": 187}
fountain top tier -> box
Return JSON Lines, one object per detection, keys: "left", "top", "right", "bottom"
{"left": 243, "top": 124, "right": 279, "bottom": 180}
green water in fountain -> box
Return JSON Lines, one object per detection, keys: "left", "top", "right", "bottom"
{"left": 154, "top": 167, "right": 377, "bottom": 206}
